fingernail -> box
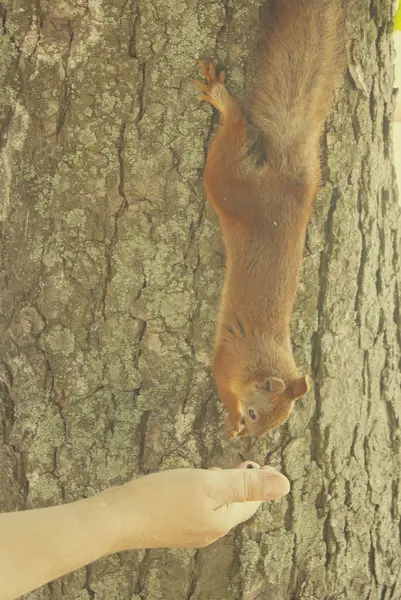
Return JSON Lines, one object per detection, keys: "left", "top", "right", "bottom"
{"left": 261, "top": 470, "right": 291, "bottom": 500}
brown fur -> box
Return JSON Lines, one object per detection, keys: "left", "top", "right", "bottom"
{"left": 195, "top": 0, "right": 345, "bottom": 439}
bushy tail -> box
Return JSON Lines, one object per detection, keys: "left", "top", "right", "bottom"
{"left": 250, "top": 0, "right": 345, "bottom": 180}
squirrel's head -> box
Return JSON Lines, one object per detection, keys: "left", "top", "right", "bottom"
{"left": 238, "top": 374, "right": 311, "bottom": 437}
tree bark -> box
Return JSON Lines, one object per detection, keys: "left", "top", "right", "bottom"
{"left": 1, "top": 1, "right": 400, "bottom": 599}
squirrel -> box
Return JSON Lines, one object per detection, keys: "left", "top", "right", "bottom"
{"left": 194, "top": 0, "right": 345, "bottom": 439}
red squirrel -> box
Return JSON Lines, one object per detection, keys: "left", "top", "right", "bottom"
{"left": 194, "top": 0, "right": 345, "bottom": 439}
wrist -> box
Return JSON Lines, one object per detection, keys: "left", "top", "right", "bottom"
{"left": 94, "top": 482, "right": 143, "bottom": 553}
{"left": 70, "top": 489, "right": 125, "bottom": 558}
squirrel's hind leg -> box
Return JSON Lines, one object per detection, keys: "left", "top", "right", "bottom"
{"left": 195, "top": 61, "right": 253, "bottom": 219}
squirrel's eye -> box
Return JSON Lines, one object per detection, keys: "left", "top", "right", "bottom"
{"left": 248, "top": 408, "right": 257, "bottom": 421}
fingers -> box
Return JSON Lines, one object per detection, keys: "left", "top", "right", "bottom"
{"left": 208, "top": 463, "right": 289, "bottom": 533}
{"left": 210, "top": 463, "right": 262, "bottom": 527}
{"left": 225, "top": 500, "right": 262, "bottom": 529}
{"left": 216, "top": 467, "right": 290, "bottom": 504}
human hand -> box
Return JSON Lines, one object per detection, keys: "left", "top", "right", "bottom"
{"left": 0, "top": 461, "right": 289, "bottom": 599}
{"left": 99, "top": 461, "right": 290, "bottom": 551}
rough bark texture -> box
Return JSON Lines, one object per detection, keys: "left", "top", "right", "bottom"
{"left": 1, "top": 1, "right": 400, "bottom": 599}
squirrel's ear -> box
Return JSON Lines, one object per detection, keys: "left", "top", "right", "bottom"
{"left": 255, "top": 376, "right": 286, "bottom": 394}
{"left": 285, "top": 375, "right": 312, "bottom": 401}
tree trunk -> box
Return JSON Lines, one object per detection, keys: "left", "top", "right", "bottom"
{"left": 1, "top": 1, "right": 400, "bottom": 599}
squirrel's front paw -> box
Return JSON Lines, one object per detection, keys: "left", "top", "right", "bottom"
{"left": 226, "top": 413, "right": 248, "bottom": 440}
{"left": 194, "top": 61, "right": 227, "bottom": 113}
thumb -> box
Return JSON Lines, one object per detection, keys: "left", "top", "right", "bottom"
{"left": 216, "top": 466, "right": 290, "bottom": 505}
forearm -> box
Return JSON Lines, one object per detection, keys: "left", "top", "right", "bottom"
{"left": 0, "top": 495, "right": 118, "bottom": 600}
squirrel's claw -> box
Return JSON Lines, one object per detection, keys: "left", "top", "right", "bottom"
{"left": 193, "top": 79, "right": 209, "bottom": 93}
{"left": 194, "top": 61, "right": 228, "bottom": 112}
{"left": 226, "top": 414, "right": 248, "bottom": 440}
